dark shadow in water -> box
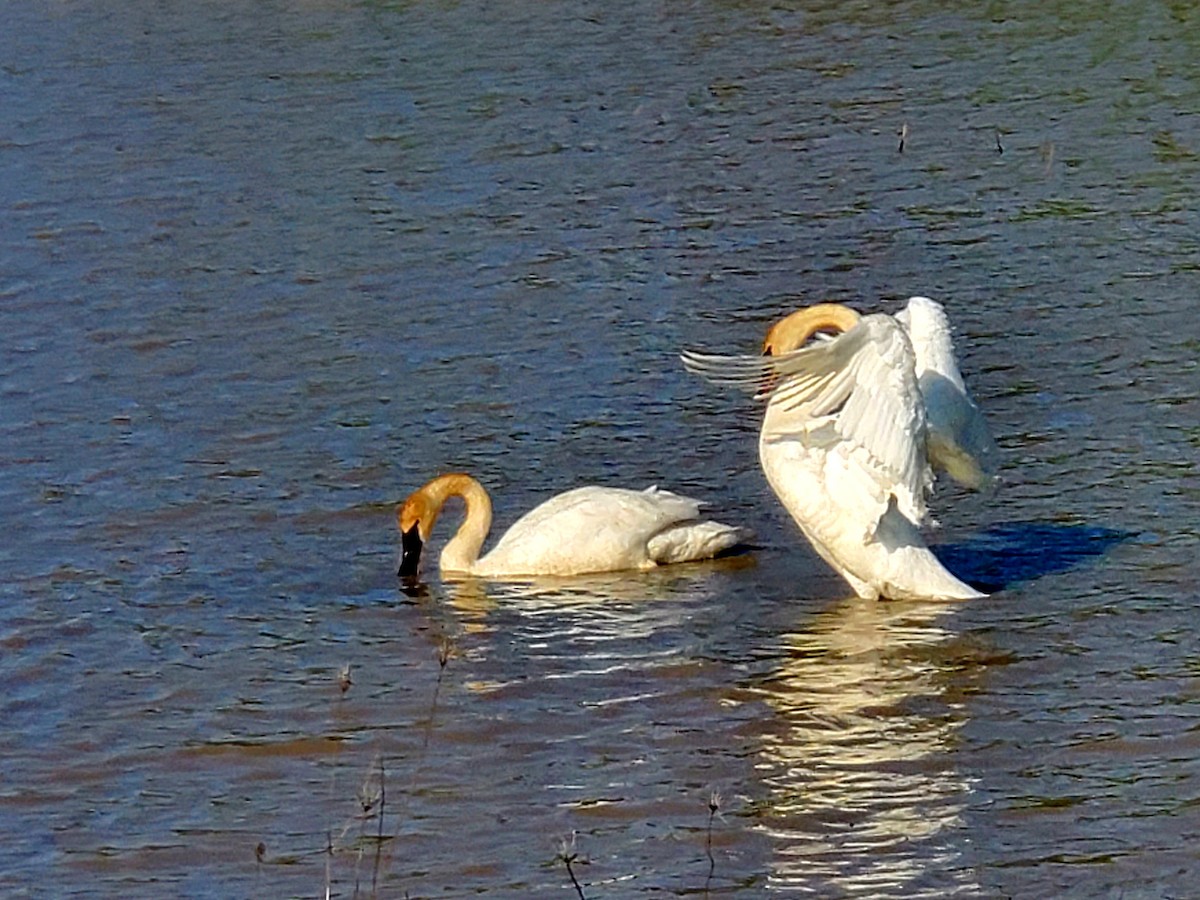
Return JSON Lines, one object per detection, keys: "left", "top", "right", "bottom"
{"left": 935, "top": 521, "right": 1135, "bottom": 593}
{"left": 398, "top": 577, "right": 431, "bottom": 600}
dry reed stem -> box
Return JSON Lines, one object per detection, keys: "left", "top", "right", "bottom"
{"left": 556, "top": 832, "right": 587, "bottom": 900}
{"left": 704, "top": 790, "right": 722, "bottom": 894}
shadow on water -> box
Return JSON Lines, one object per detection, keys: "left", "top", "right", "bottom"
{"left": 936, "top": 521, "right": 1135, "bottom": 593}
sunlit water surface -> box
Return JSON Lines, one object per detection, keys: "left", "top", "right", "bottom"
{"left": 2, "top": 1, "right": 1198, "bottom": 896}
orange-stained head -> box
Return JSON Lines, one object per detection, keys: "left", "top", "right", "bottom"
{"left": 396, "top": 473, "right": 480, "bottom": 579}
{"left": 761, "top": 303, "right": 862, "bottom": 355}
{"left": 396, "top": 494, "right": 429, "bottom": 579}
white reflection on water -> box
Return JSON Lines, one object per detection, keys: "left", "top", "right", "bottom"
{"left": 414, "top": 555, "right": 756, "bottom": 684}
{"left": 433, "top": 555, "right": 755, "bottom": 629}
{"left": 751, "top": 597, "right": 982, "bottom": 897}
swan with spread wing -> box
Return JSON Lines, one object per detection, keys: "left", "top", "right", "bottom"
{"left": 397, "top": 473, "right": 751, "bottom": 580}
{"left": 682, "top": 297, "right": 995, "bottom": 601}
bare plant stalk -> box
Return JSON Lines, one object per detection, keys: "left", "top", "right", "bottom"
{"left": 565, "top": 856, "right": 585, "bottom": 900}
{"left": 353, "top": 765, "right": 380, "bottom": 900}
{"left": 557, "top": 833, "right": 587, "bottom": 900}
{"left": 325, "top": 831, "right": 333, "bottom": 900}
{"left": 329, "top": 642, "right": 453, "bottom": 899}
{"left": 704, "top": 790, "right": 721, "bottom": 894}
{"left": 421, "top": 638, "right": 453, "bottom": 755}
{"left": 371, "top": 755, "right": 386, "bottom": 897}
{"left": 378, "top": 642, "right": 453, "bottom": 899}
{"left": 352, "top": 844, "right": 365, "bottom": 899}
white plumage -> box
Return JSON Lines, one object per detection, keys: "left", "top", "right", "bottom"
{"left": 895, "top": 296, "right": 998, "bottom": 490}
{"left": 682, "top": 297, "right": 994, "bottom": 601}
{"left": 397, "top": 474, "right": 751, "bottom": 579}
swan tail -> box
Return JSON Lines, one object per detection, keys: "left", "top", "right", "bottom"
{"left": 860, "top": 497, "right": 987, "bottom": 601}
{"left": 647, "top": 521, "right": 754, "bottom": 564}
{"left": 884, "top": 547, "right": 987, "bottom": 601}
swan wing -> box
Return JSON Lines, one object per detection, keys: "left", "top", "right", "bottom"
{"left": 918, "top": 371, "right": 1000, "bottom": 490}
{"left": 680, "top": 347, "right": 779, "bottom": 394}
{"left": 894, "top": 297, "right": 965, "bottom": 390}
{"left": 896, "top": 296, "right": 999, "bottom": 489}
{"left": 646, "top": 518, "right": 753, "bottom": 564}
{"left": 685, "top": 315, "right": 931, "bottom": 525}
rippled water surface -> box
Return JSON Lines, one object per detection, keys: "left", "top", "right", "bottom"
{"left": 3, "top": 1, "right": 1199, "bottom": 896}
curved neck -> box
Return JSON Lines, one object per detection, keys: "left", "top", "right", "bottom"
{"left": 425, "top": 474, "right": 493, "bottom": 573}
{"left": 763, "top": 303, "right": 861, "bottom": 354}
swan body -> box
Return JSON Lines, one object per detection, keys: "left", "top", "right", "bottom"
{"left": 683, "top": 299, "right": 992, "bottom": 601}
{"left": 397, "top": 473, "right": 752, "bottom": 579}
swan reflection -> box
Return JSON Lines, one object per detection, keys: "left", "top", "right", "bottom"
{"left": 409, "top": 557, "right": 757, "bottom": 694}
{"left": 436, "top": 554, "right": 756, "bottom": 624}
{"left": 752, "top": 596, "right": 984, "bottom": 897}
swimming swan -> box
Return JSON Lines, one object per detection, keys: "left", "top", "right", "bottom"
{"left": 682, "top": 299, "right": 992, "bottom": 601}
{"left": 397, "top": 473, "right": 752, "bottom": 579}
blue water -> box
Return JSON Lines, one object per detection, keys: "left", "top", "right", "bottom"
{"left": 2, "top": 1, "right": 1198, "bottom": 896}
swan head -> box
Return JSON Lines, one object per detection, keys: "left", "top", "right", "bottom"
{"left": 396, "top": 473, "right": 486, "bottom": 579}
{"left": 396, "top": 489, "right": 439, "bottom": 578}
{"left": 398, "top": 522, "right": 423, "bottom": 578}
{"left": 761, "top": 303, "right": 862, "bottom": 355}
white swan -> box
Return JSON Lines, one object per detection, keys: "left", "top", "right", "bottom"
{"left": 397, "top": 473, "right": 752, "bottom": 579}
{"left": 682, "top": 299, "right": 992, "bottom": 601}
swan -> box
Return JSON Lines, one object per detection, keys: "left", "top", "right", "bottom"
{"left": 682, "top": 299, "right": 991, "bottom": 601}
{"left": 397, "top": 473, "right": 752, "bottom": 579}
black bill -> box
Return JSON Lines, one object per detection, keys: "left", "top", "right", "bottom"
{"left": 397, "top": 522, "right": 424, "bottom": 578}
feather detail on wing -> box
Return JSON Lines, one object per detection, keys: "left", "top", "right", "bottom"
{"left": 683, "top": 316, "right": 932, "bottom": 526}
{"left": 895, "top": 296, "right": 999, "bottom": 489}
{"left": 680, "top": 349, "right": 779, "bottom": 395}
{"left": 769, "top": 316, "right": 931, "bottom": 526}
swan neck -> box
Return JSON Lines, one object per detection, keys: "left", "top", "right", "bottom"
{"left": 431, "top": 474, "right": 493, "bottom": 573}
{"left": 763, "top": 303, "right": 861, "bottom": 354}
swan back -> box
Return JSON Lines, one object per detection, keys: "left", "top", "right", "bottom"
{"left": 478, "top": 485, "right": 745, "bottom": 577}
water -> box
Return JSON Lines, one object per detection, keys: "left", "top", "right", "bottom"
{"left": 2, "top": 0, "right": 1198, "bottom": 896}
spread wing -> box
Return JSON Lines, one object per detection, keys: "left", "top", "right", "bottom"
{"left": 682, "top": 314, "right": 932, "bottom": 525}
{"left": 896, "top": 296, "right": 999, "bottom": 489}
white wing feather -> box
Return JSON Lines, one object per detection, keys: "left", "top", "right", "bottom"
{"left": 896, "top": 296, "right": 998, "bottom": 488}
{"left": 683, "top": 315, "right": 931, "bottom": 526}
